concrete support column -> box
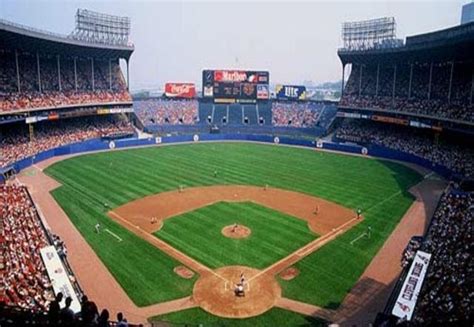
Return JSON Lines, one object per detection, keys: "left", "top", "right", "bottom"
{"left": 448, "top": 61, "right": 454, "bottom": 103}
{"left": 392, "top": 65, "right": 397, "bottom": 107}
{"left": 428, "top": 62, "right": 433, "bottom": 100}
{"left": 57, "top": 55, "right": 62, "bottom": 91}
{"left": 408, "top": 63, "right": 413, "bottom": 98}
{"left": 74, "top": 57, "right": 78, "bottom": 91}
{"left": 15, "top": 50, "right": 20, "bottom": 92}
{"left": 91, "top": 58, "right": 95, "bottom": 91}
{"left": 36, "top": 52, "right": 41, "bottom": 92}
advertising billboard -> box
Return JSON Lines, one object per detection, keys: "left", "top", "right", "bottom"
{"left": 275, "top": 85, "right": 306, "bottom": 100}
{"left": 392, "top": 250, "right": 431, "bottom": 320}
{"left": 165, "top": 83, "right": 196, "bottom": 98}
{"left": 202, "top": 70, "right": 270, "bottom": 103}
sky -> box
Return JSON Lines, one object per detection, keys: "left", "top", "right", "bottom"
{"left": 0, "top": 0, "right": 468, "bottom": 91}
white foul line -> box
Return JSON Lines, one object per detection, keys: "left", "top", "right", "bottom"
{"left": 105, "top": 228, "right": 123, "bottom": 242}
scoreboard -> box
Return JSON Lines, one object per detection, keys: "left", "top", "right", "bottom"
{"left": 202, "top": 70, "right": 270, "bottom": 103}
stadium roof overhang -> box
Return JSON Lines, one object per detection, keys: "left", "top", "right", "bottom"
{"left": 0, "top": 21, "right": 134, "bottom": 60}
{"left": 338, "top": 22, "right": 474, "bottom": 65}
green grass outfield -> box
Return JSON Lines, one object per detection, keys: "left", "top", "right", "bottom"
{"left": 154, "top": 201, "right": 317, "bottom": 269}
{"left": 150, "top": 307, "right": 326, "bottom": 326}
{"left": 45, "top": 142, "right": 422, "bottom": 311}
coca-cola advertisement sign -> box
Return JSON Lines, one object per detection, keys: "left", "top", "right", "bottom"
{"left": 165, "top": 83, "right": 196, "bottom": 98}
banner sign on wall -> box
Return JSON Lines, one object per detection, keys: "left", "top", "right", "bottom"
{"left": 275, "top": 85, "right": 306, "bottom": 100}
{"left": 392, "top": 250, "right": 431, "bottom": 320}
{"left": 165, "top": 83, "right": 196, "bottom": 98}
{"left": 40, "top": 246, "right": 81, "bottom": 313}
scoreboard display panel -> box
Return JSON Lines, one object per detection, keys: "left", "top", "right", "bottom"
{"left": 202, "top": 70, "right": 269, "bottom": 103}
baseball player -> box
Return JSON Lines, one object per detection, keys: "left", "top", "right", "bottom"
{"left": 95, "top": 223, "right": 101, "bottom": 234}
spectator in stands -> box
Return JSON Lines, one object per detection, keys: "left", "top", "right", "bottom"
{"left": 335, "top": 119, "right": 474, "bottom": 178}
{"left": 97, "top": 309, "right": 111, "bottom": 327}
{"left": 412, "top": 188, "right": 473, "bottom": 325}
{"left": 1, "top": 184, "right": 55, "bottom": 312}
{"left": 340, "top": 62, "right": 474, "bottom": 122}
{"left": 80, "top": 294, "right": 99, "bottom": 325}
{"left": 133, "top": 98, "right": 198, "bottom": 126}
{"left": 48, "top": 292, "right": 63, "bottom": 325}
{"left": 0, "top": 52, "right": 131, "bottom": 113}
{"left": 59, "top": 296, "right": 75, "bottom": 326}
{"left": 271, "top": 101, "right": 323, "bottom": 128}
{"left": 0, "top": 115, "right": 134, "bottom": 168}
{"left": 116, "top": 312, "right": 128, "bottom": 327}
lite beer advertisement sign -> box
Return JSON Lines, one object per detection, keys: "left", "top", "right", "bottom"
{"left": 275, "top": 85, "right": 307, "bottom": 100}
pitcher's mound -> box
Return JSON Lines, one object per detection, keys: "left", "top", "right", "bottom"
{"left": 222, "top": 225, "right": 251, "bottom": 239}
{"left": 193, "top": 266, "right": 281, "bottom": 318}
{"left": 173, "top": 266, "right": 195, "bottom": 279}
{"left": 279, "top": 267, "right": 299, "bottom": 280}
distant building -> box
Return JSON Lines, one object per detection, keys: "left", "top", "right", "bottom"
{"left": 461, "top": 2, "right": 474, "bottom": 24}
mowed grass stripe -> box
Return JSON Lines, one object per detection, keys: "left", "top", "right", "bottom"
{"left": 151, "top": 307, "right": 326, "bottom": 327}
{"left": 45, "top": 142, "right": 422, "bottom": 308}
{"left": 154, "top": 202, "right": 317, "bottom": 269}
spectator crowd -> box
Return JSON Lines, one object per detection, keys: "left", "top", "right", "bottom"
{"left": 272, "top": 101, "right": 323, "bottom": 127}
{"left": 0, "top": 116, "right": 134, "bottom": 168}
{"left": 0, "top": 51, "right": 131, "bottom": 112}
{"left": 412, "top": 187, "right": 473, "bottom": 325}
{"left": 339, "top": 62, "right": 474, "bottom": 122}
{"left": 0, "top": 184, "right": 54, "bottom": 312}
{"left": 134, "top": 98, "right": 198, "bottom": 126}
{"left": 335, "top": 119, "right": 474, "bottom": 178}
{"left": 0, "top": 183, "right": 138, "bottom": 326}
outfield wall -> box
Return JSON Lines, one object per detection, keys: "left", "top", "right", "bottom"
{"left": 1, "top": 134, "right": 456, "bottom": 182}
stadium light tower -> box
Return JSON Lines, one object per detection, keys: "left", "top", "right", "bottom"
{"left": 341, "top": 17, "right": 398, "bottom": 51}
{"left": 70, "top": 9, "right": 131, "bottom": 46}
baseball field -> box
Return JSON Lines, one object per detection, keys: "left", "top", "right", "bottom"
{"left": 44, "top": 142, "right": 422, "bottom": 325}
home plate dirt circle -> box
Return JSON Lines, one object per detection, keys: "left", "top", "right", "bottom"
{"left": 193, "top": 266, "right": 281, "bottom": 318}
{"left": 221, "top": 225, "right": 251, "bottom": 239}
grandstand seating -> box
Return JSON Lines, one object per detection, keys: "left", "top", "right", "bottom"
{"left": 0, "top": 116, "right": 134, "bottom": 169}
{"left": 339, "top": 61, "right": 473, "bottom": 123}
{"left": 0, "top": 184, "right": 54, "bottom": 312}
{"left": 0, "top": 52, "right": 131, "bottom": 113}
{"left": 412, "top": 187, "right": 473, "bottom": 325}
{"left": 133, "top": 99, "right": 198, "bottom": 126}
{"left": 272, "top": 101, "right": 324, "bottom": 127}
{"left": 334, "top": 119, "right": 474, "bottom": 178}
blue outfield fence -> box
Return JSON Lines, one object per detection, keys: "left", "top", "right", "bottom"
{"left": 0, "top": 133, "right": 456, "bottom": 183}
